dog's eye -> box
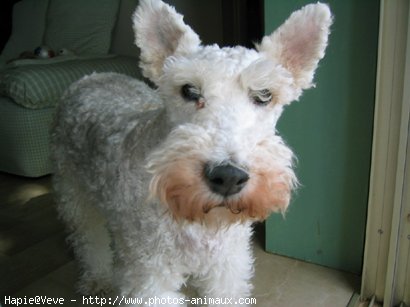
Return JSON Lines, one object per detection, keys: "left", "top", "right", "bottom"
{"left": 251, "top": 89, "right": 272, "bottom": 106}
{"left": 181, "top": 84, "right": 201, "bottom": 102}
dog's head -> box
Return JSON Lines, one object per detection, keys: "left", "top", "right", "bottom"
{"left": 133, "top": 0, "right": 332, "bottom": 223}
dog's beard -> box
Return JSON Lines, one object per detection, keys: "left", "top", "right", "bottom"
{"left": 148, "top": 157, "right": 296, "bottom": 223}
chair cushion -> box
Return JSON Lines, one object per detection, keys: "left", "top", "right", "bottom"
{"left": 44, "top": 0, "right": 120, "bottom": 55}
{"left": 0, "top": 0, "right": 49, "bottom": 64}
{"left": 0, "top": 56, "right": 141, "bottom": 109}
{"left": 110, "top": 0, "right": 140, "bottom": 57}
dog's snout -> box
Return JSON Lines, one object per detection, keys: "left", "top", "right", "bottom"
{"left": 204, "top": 163, "right": 249, "bottom": 197}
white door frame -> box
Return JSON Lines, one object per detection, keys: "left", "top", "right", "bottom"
{"left": 360, "top": 0, "right": 410, "bottom": 306}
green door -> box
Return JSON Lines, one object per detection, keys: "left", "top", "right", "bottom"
{"left": 265, "top": 0, "right": 379, "bottom": 274}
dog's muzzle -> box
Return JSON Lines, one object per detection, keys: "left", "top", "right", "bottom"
{"left": 204, "top": 162, "right": 249, "bottom": 197}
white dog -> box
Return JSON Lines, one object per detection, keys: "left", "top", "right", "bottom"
{"left": 52, "top": 1, "right": 332, "bottom": 306}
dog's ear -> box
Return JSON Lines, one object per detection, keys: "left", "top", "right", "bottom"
{"left": 133, "top": 0, "right": 201, "bottom": 83}
{"left": 258, "top": 3, "right": 332, "bottom": 90}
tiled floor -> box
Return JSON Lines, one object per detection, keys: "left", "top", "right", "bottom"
{"left": 0, "top": 173, "right": 360, "bottom": 306}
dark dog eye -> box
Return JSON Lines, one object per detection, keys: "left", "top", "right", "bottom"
{"left": 181, "top": 84, "right": 201, "bottom": 102}
{"left": 251, "top": 89, "right": 272, "bottom": 106}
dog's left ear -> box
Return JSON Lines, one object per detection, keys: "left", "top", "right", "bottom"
{"left": 133, "top": 0, "right": 201, "bottom": 83}
{"left": 258, "top": 3, "right": 332, "bottom": 90}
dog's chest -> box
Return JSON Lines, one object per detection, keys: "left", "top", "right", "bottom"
{"left": 173, "top": 223, "right": 251, "bottom": 268}
{"left": 177, "top": 229, "right": 223, "bottom": 256}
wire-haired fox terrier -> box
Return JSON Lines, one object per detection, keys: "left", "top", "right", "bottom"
{"left": 52, "top": 0, "right": 332, "bottom": 305}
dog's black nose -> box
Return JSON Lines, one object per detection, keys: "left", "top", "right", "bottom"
{"left": 204, "top": 163, "right": 249, "bottom": 197}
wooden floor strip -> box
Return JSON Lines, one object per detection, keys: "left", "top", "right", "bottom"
{"left": 0, "top": 231, "right": 73, "bottom": 295}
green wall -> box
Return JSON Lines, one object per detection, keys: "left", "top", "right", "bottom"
{"left": 265, "top": 0, "right": 379, "bottom": 274}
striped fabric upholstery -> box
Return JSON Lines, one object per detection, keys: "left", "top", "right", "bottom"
{"left": 0, "top": 97, "right": 55, "bottom": 177}
{"left": 0, "top": 56, "right": 141, "bottom": 109}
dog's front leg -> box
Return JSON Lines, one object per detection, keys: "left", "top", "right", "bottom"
{"left": 109, "top": 219, "right": 188, "bottom": 307}
{"left": 194, "top": 235, "right": 254, "bottom": 306}
{"left": 113, "top": 251, "right": 189, "bottom": 307}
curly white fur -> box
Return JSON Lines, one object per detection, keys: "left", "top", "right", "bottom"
{"left": 52, "top": 1, "right": 332, "bottom": 306}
